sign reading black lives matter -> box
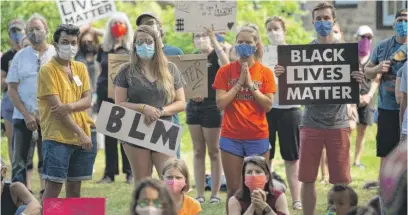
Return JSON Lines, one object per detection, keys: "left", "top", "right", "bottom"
{"left": 56, "top": 0, "right": 116, "bottom": 26}
{"left": 96, "top": 102, "right": 182, "bottom": 157}
{"left": 278, "top": 43, "right": 359, "bottom": 105}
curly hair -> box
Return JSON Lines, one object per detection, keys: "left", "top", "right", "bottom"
{"left": 53, "top": 24, "right": 80, "bottom": 43}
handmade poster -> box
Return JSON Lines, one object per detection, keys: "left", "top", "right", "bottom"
{"left": 108, "top": 54, "right": 128, "bottom": 99}
{"left": 174, "top": 1, "right": 237, "bottom": 33}
{"left": 56, "top": 0, "right": 116, "bottom": 26}
{"left": 262, "top": 45, "right": 280, "bottom": 104}
{"left": 43, "top": 198, "right": 105, "bottom": 215}
{"left": 278, "top": 43, "right": 359, "bottom": 105}
{"left": 168, "top": 54, "right": 208, "bottom": 99}
{"left": 96, "top": 102, "right": 182, "bottom": 157}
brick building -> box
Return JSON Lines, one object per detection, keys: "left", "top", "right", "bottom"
{"left": 301, "top": 0, "right": 407, "bottom": 44}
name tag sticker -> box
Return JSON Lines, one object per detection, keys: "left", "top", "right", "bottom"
{"left": 73, "top": 75, "right": 82, "bottom": 86}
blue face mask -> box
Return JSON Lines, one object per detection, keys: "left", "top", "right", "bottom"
{"left": 235, "top": 43, "right": 256, "bottom": 59}
{"left": 136, "top": 44, "right": 155, "bottom": 60}
{"left": 314, "top": 21, "right": 333, "bottom": 37}
{"left": 10, "top": 32, "right": 24, "bottom": 44}
{"left": 395, "top": 21, "right": 407, "bottom": 37}
{"left": 216, "top": 33, "right": 225, "bottom": 43}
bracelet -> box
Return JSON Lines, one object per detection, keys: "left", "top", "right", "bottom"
{"left": 141, "top": 104, "right": 146, "bottom": 112}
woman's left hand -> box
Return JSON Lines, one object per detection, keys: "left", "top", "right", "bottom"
{"left": 204, "top": 24, "right": 216, "bottom": 41}
{"left": 251, "top": 189, "right": 267, "bottom": 209}
{"left": 244, "top": 63, "right": 253, "bottom": 88}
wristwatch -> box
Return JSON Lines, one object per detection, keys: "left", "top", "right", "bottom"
{"left": 248, "top": 84, "right": 258, "bottom": 92}
{"left": 263, "top": 206, "right": 272, "bottom": 214}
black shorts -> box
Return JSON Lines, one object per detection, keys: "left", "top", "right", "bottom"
{"left": 186, "top": 99, "right": 221, "bottom": 128}
{"left": 377, "top": 108, "right": 400, "bottom": 157}
{"left": 266, "top": 108, "right": 301, "bottom": 161}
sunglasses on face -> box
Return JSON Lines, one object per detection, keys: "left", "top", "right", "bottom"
{"left": 135, "top": 39, "right": 154, "bottom": 46}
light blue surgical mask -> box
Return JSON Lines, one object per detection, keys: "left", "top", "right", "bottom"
{"left": 136, "top": 44, "right": 155, "bottom": 60}
{"left": 10, "top": 32, "right": 24, "bottom": 44}
{"left": 235, "top": 43, "right": 256, "bottom": 59}
{"left": 395, "top": 21, "right": 407, "bottom": 37}
{"left": 314, "top": 21, "right": 333, "bottom": 37}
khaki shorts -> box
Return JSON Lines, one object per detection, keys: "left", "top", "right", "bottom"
{"left": 299, "top": 127, "right": 351, "bottom": 184}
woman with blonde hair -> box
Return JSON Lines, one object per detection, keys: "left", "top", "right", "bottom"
{"left": 96, "top": 12, "right": 133, "bottom": 184}
{"left": 114, "top": 25, "right": 185, "bottom": 183}
{"left": 212, "top": 24, "right": 276, "bottom": 213}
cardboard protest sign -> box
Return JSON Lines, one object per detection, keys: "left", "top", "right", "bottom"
{"left": 108, "top": 54, "right": 128, "bottom": 99}
{"left": 96, "top": 102, "right": 182, "bottom": 157}
{"left": 43, "top": 198, "right": 105, "bottom": 215}
{"left": 262, "top": 45, "right": 280, "bottom": 104}
{"left": 168, "top": 54, "right": 208, "bottom": 99}
{"left": 56, "top": 0, "right": 116, "bottom": 26}
{"left": 278, "top": 43, "right": 359, "bottom": 105}
{"left": 174, "top": 1, "right": 237, "bottom": 33}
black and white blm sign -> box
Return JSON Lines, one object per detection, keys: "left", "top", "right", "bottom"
{"left": 96, "top": 102, "right": 182, "bottom": 157}
{"left": 277, "top": 43, "right": 359, "bottom": 105}
{"left": 56, "top": 0, "right": 116, "bottom": 26}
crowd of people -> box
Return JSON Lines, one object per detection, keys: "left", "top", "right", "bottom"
{"left": 0, "top": 1, "right": 406, "bottom": 215}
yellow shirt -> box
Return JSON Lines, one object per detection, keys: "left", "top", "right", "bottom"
{"left": 179, "top": 195, "right": 201, "bottom": 215}
{"left": 37, "top": 57, "right": 94, "bottom": 145}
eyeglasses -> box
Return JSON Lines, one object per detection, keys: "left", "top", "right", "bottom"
{"left": 360, "top": 35, "right": 372, "bottom": 40}
{"left": 135, "top": 39, "right": 154, "bottom": 46}
{"left": 143, "top": 20, "right": 159, "bottom": 26}
{"left": 81, "top": 40, "right": 94, "bottom": 45}
{"left": 137, "top": 199, "right": 162, "bottom": 209}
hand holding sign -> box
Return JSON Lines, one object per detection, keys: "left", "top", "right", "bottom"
{"left": 143, "top": 105, "right": 162, "bottom": 126}
{"left": 192, "top": 96, "right": 204, "bottom": 102}
{"left": 274, "top": 65, "right": 285, "bottom": 77}
{"left": 351, "top": 70, "right": 364, "bottom": 84}
{"left": 204, "top": 24, "right": 216, "bottom": 42}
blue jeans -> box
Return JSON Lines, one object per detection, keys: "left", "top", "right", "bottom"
{"left": 11, "top": 119, "right": 43, "bottom": 185}
{"left": 42, "top": 139, "right": 97, "bottom": 183}
{"left": 173, "top": 114, "right": 181, "bottom": 159}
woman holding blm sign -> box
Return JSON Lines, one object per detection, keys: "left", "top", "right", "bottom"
{"left": 212, "top": 23, "right": 276, "bottom": 212}
{"left": 114, "top": 25, "right": 185, "bottom": 183}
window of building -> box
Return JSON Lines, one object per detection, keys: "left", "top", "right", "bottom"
{"left": 377, "top": 1, "right": 408, "bottom": 29}
{"left": 334, "top": 0, "right": 359, "bottom": 8}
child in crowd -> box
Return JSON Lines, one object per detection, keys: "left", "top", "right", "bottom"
{"left": 228, "top": 156, "right": 290, "bottom": 215}
{"left": 161, "top": 159, "right": 201, "bottom": 215}
{"left": 326, "top": 185, "right": 358, "bottom": 215}
{"left": 131, "top": 178, "right": 177, "bottom": 215}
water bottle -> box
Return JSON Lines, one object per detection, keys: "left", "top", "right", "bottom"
{"left": 32, "top": 110, "right": 39, "bottom": 141}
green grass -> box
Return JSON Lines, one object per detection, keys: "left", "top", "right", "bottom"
{"left": 1, "top": 112, "right": 379, "bottom": 215}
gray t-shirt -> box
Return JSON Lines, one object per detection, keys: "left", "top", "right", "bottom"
{"left": 300, "top": 39, "right": 349, "bottom": 129}
{"left": 114, "top": 62, "right": 184, "bottom": 122}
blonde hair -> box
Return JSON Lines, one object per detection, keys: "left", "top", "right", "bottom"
{"left": 126, "top": 25, "right": 175, "bottom": 104}
{"left": 161, "top": 159, "right": 190, "bottom": 193}
{"left": 236, "top": 23, "right": 263, "bottom": 60}
{"left": 101, "top": 12, "right": 133, "bottom": 52}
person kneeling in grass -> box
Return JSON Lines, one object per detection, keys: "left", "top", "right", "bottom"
{"left": 228, "top": 156, "right": 290, "bottom": 215}
{"left": 1, "top": 157, "right": 42, "bottom": 215}
{"left": 161, "top": 159, "right": 201, "bottom": 215}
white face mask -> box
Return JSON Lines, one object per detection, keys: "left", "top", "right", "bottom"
{"left": 58, "top": 44, "right": 78, "bottom": 60}
{"left": 267, "top": 30, "right": 285, "bottom": 45}
{"left": 194, "top": 37, "right": 211, "bottom": 51}
{"left": 135, "top": 206, "right": 163, "bottom": 215}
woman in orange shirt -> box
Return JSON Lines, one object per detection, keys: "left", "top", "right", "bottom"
{"left": 161, "top": 159, "right": 201, "bottom": 215}
{"left": 212, "top": 24, "right": 276, "bottom": 210}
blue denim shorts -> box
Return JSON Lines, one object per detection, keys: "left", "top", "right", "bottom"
{"left": 219, "top": 137, "right": 270, "bottom": 158}
{"left": 42, "top": 139, "right": 97, "bottom": 183}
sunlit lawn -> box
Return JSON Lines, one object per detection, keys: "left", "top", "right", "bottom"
{"left": 1, "top": 112, "right": 379, "bottom": 215}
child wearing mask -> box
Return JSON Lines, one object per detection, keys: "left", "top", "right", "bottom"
{"left": 325, "top": 185, "right": 358, "bottom": 215}
{"left": 161, "top": 159, "right": 201, "bottom": 215}
{"left": 131, "top": 178, "right": 178, "bottom": 215}
{"left": 228, "top": 156, "right": 290, "bottom": 215}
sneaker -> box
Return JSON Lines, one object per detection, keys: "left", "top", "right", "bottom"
{"left": 96, "top": 176, "right": 114, "bottom": 184}
{"left": 126, "top": 175, "right": 133, "bottom": 184}
{"left": 353, "top": 163, "right": 365, "bottom": 170}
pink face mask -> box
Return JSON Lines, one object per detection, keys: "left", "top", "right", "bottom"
{"left": 165, "top": 179, "right": 186, "bottom": 194}
{"left": 358, "top": 37, "right": 371, "bottom": 57}
{"left": 244, "top": 175, "right": 267, "bottom": 192}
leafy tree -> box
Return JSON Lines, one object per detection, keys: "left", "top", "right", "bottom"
{"left": 1, "top": 0, "right": 312, "bottom": 53}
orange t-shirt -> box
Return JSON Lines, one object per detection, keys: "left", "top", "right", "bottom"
{"left": 212, "top": 61, "right": 276, "bottom": 140}
{"left": 179, "top": 195, "right": 201, "bottom": 215}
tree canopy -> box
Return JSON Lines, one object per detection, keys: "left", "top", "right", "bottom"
{"left": 1, "top": 0, "right": 312, "bottom": 53}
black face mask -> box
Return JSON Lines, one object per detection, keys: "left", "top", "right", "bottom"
{"left": 80, "top": 44, "right": 96, "bottom": 54}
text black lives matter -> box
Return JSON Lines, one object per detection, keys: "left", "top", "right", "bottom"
{"left": 59, "top": 0, "right": 114, "bottom": 25}
{"left": 277, "top": 43, "right": 359, "bottom": 105}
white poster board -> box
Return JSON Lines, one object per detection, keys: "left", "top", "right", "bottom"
{"left": 96, "top": 102, "right": 182, "bottom": 157}
{"left": 174, "top": 1, "right": 237, "bottom": 33}
{"left": 262, "top": 45, "right": 279, "bottom": 104}
{"left": 56, "top": 0, "right": 116, "bottom": 26}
